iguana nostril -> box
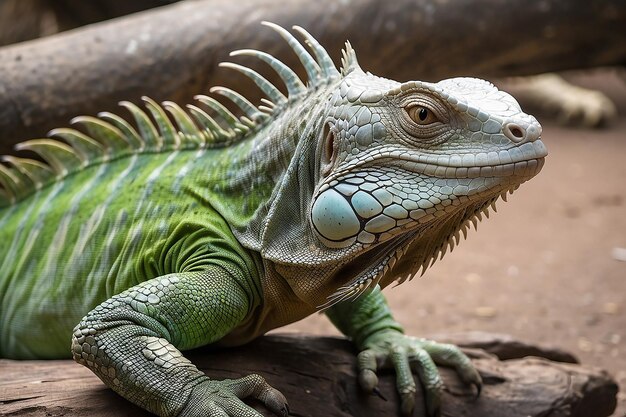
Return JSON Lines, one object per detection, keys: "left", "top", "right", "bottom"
{"left": 503, "top": 122, "right": 526, "bottom": 143}
{"left": 511, "top": 126, "right": 524, "bottom": 138}
{"left": 503, "top": 119, "right": 542, "bottom": 143}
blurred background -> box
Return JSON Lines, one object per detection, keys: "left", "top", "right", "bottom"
{"left": 0, "top": 0, "right": 624, "bottom": 415}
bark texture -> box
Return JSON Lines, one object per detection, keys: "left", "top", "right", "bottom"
{"left": 0, "top": 333, "right": 618, "bottom": 417}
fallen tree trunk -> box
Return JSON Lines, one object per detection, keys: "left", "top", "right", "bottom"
{"left": 0, "top": 0, "right": 625, "bottom": 147}
{"left": 0, "top": 333, "right": 618, "bottom": 417}
{"left": 0, "top": 0, "right": 173, "bottom": 47}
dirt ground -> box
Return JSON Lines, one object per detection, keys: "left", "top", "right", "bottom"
{"left": 280, "top": 69, "right": 626, "bottom": 416}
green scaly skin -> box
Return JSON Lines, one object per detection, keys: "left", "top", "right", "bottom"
{"left": 0, "top": 23, "right": 547, "bottom": 417}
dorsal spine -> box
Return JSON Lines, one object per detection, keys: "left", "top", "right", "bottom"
{"left": 0, "top": 22, "right": 354, "bottom": 207}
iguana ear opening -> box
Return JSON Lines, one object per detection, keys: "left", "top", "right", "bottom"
{"left": 320, "top": 122, "right": 337, "bottom": 177}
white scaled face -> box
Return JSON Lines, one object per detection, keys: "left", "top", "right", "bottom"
{"left": 311, "top": 72, "right": 548, "bottom": 249}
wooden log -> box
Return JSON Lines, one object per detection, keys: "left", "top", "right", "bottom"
{"left": 0, "top": 0, "right": 624, "bottom": 148}
{"left": 0, "top": 333, "right": 618, "bottom": 417}
{"left": 430, "top": 330, "right": 580, "bottom": 363}
{"left": 0, "top": 0, "right": 170, "bottom": 47}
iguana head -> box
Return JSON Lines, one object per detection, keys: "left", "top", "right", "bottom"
{"left": 226, "top": 24, "right": 546, "bottom": 308}
{"left": 312, "top": 63, "right": 545, "bottom": 249}
{"left": 305, "top": 56, "right": 546, "bottom": 305}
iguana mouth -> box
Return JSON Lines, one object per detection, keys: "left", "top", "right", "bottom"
{"left": 310, "top": 139, "right": 545, "bottom": 252}
{"left": 387, "top": 139, "right": 548, "bottom": 179}
{"left": 324, "top": 139, "right": 547, "bottom": 185}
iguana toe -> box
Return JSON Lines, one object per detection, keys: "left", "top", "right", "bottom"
{"left": 419, "top": 339, "right": 483, "bottom": 397}
{"left": 179, "top": 374, "right": 287, "bottom": 417}
{"left": 226, "top": 374, "right": 289, "bottom": 416}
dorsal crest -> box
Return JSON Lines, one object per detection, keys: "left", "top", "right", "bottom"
{"left": 340, "top": 41, "right": 360, "bottom": 75}
{"left": 0, "top": 23, "right": 356, "bottom": 207}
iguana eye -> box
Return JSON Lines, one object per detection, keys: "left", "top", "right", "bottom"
{"left": 407, "top": 106, "right": 439, "bottom": 125}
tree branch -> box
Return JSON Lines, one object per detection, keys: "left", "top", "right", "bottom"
{"left": 0, "top": 0, "right": 624, "bottom": 147}
{"left": 0, "top": 333, "right": 618, "bottom": 417}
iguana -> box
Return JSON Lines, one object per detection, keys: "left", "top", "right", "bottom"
{"left": 0, "top": 23, "right": 547, "bottom": 417}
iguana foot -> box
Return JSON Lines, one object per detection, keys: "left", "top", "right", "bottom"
{"left": 180, "top": 374, "right": 289, "bottom": 417}
{"left": 357, "top": 332, "right": 482, "bottom": 417}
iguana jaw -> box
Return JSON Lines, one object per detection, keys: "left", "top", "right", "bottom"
{"left": 310, "top": 146, "right": 546, "bottom": 250}
{"left": 321, "top": 139, "right": 547, "bottom": 183}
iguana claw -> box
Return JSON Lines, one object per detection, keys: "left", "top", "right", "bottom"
{"left": 473, "top": 381, "right": 482, "bottom": 400}
{"left": 372, "top": 386, "right": 388, "bottom": 401}
{"left": 356, "top": 331, "right": 482, "bottom": 417}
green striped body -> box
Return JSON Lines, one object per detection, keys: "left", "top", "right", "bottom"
{"left": 0, "top": 143, "right": 264, "bottom": 358}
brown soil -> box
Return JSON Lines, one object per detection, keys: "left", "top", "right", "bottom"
{"left": 280, "top": 69, "right": 626, "bottom": 416}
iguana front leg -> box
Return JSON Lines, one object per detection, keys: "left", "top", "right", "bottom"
{"left": 326, "top": 286, "right": 481, "bottom": 417}
{"left": 72, "top": 268, "right": 288, "bottom": 417}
